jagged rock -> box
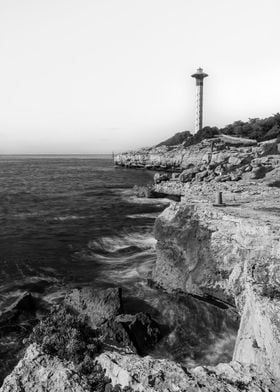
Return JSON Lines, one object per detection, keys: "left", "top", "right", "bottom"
{"left": 0, "top": 344, "right": 92, "bottom": 392}
{"left": 101, "top": 318, "right": 137, "bottom": 354}
{"left": 195, "top": 170, "right": 208, "bottom": 181}
{"left": 250, "top": 164, "right": 267, "bottom": 179}
{"left": 115, "top": 313, "right": 162, "bottom": 355}
{"left": 179, "top": 167, "right": 198, "bottom": 183}
{"left": 64, "top": 287, "right": 122, "bottom": 328}
{"left": 102, "top": 313, "right": 162, "bottom": 356}
{"left": 228, "top": 155, "right": 242, "bottom": 166}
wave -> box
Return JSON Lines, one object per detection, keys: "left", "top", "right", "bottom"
{"left": 53, "top": 215, "right": 84, "bottom": 221}
{"left": 74, "top": 232, "right": 157, "bottom": 286}
{"left": 120, "top": 189, "right": 171, "bottom": 206}
{"left": 126, "top": 212, "right": 160, "bottom": 219}
{"left": 88, "top": 232, "right": 156, "bottom": 254}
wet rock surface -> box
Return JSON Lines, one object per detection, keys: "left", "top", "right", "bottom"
{"left": 0, "top": 292, "right": 50, "bottom": 385}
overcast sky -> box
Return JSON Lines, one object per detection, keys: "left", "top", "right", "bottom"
{"left": 0, "top": 0, "right": 280, "bottom": 154}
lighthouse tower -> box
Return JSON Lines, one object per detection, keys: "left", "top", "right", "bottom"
{"left": 191, "top": 67, "right": 208, "bottom": 133}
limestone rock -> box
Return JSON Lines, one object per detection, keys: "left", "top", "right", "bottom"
{"left": 178, "top": 167, "right": 198, "bottom": 183}
{"left": 0, "top": 344, "right": 92, "bottom": 392}
{"left": 97, "top": 351, "right": 279, "bottom": 391}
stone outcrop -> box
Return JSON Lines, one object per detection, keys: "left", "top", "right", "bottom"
{"left": 97, "top": 351, "right": 279, "bottom": 391}
{"left": 115, "top": 138, "right": 280, "bottom": 198}
{"left": 0, "top": 344, "right": 92, "bottom": 392}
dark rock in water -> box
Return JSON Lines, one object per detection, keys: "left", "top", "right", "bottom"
{"left": 133, "top": 185, "right": 154, "bottom": 198}
{"left": 101, "top": 312, "right": 162, "bottom": 356}
{"left": 64, "top": 287, "right": 123, "bottom": 329}
{"left": 101, "top": 318, "right": 137, "bottom": 354}
{"left": 0, "top": 292, "right": 50, "bottom": 386}
{"left": 115, "top": 313, "right": 162, "bottom": 356}
{"left": 153, "top": 173, "right": 171, "bottom": 184}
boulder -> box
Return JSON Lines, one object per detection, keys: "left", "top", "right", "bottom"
{"left": 215, "top": 174, "right": 231, "bottom": 182}
{"left": 250, "top": 165, "right": 267, "bottom": 179}
{"left": 153, "top": 172, "right": 170, "bottom": 184}
{"left": 195, "top": 170, "right": 208, "bottom": 181}
{"left": 64, "top": 287, "right": 122, "bottom": 329}
{"left": 228, "top": 156, "right": 242, "bottom": 166}
{"left": 179, "top": 167, "right": 198, "bottom": 183}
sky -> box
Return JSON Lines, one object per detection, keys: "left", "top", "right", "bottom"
{"left": 0, "top": 0, "right": 280, "bottom": 154}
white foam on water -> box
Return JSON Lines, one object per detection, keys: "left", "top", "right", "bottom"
{"left": 126, "top": 212, "right": 160, "bottom": 219}
{"left": 53, "top": 215, "right": 82, "bottom": 221}
{"left": 88, "top": 232, "right": 156, "bottom": 254}
{"left": 119, "top": 189, "right": 170, "bottom": 206}
{"left": 201, "top": 331, "right": 237, "bottom": 366}
{"left": 125, "top": 195, "right": 171, "bottom": 206}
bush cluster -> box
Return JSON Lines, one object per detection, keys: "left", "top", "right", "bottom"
{"left": 28, "top": 307, "right": 133, "bottom": 392}
{"left": 157, "top": 113, "right": 280, "bottom": 147}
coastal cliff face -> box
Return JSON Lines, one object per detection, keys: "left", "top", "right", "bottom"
{"left": 152, "top": 186, "right": 280, "bottom": 379}
{"left": 114, "top": 137, "right": 279, "bottom": 172}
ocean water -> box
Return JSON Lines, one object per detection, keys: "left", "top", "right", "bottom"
{"left": 0, "top": 155, "right": 238, "bottom": 382}
{"left": 0, "top": 155, "right": 164, "bottom": 301}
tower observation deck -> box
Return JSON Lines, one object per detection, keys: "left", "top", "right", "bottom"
{"left": 191, "top": 67, "right": 208, "bottom": 133}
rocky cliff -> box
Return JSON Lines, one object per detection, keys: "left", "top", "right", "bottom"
{"left": 116, "top": 137, "right": 280, "bottom": 198}
{"left": 152, "top": 180, "right": 280, "bottom": 381}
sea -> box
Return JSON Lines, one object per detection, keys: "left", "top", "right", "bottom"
{"left": 0, "top": 155, "right": 238, "bottom": 383}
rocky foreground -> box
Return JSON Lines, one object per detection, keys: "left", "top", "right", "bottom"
{"left": 2, "top": 137, "right": 280, "bottom": 391}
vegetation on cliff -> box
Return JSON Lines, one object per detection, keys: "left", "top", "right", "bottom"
{"left": 28, "top": 306, "right": 132, "bottom": 392}
{"left": 157, "top": 113, "right": 280, "bottom": 147}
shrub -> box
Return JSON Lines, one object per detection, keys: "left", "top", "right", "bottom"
{"left": 28, "top": 306, "right": 134, "bottom": 392}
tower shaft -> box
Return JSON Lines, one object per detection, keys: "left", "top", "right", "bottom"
{"left": 191, "top": 68, "right": 208, "bottom": 134}
{"left": 195, "top": 81, "right": 204, "bottom": 133}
